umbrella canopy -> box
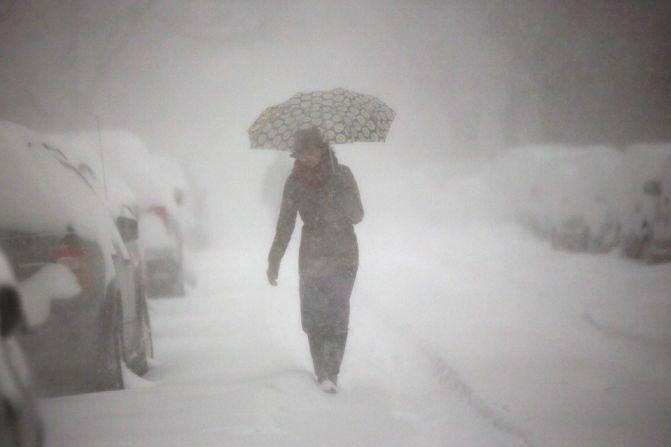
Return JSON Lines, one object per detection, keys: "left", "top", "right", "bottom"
{"left": 249, "top": 88, "right": 395, "bottom": 151}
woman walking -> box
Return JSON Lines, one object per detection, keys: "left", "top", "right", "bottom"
{"left": 267, "top": 126, "right": 364, "bottom": 394}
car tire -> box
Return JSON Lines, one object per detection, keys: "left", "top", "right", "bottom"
{"left": 141, "top": 295, "right": 154, "bottom": 359}
{"left": 131, "top": 289, "right": 153, "bottom": 376}
{"left": 642, "top": 237, "right": 656, "bottom": 264}
{"left": 174, "top": 280, "right": 185, "bottom": 297}
{"left": 95, "top": 292, "right": 124, "bottom": 391}
{"left": 169, "top": 275, "right": 185, "bottom": 297}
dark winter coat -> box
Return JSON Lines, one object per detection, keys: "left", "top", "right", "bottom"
{"left": 268, "top": 158, "right": 363, "bottom": 332}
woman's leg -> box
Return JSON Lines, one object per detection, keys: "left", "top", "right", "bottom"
{"left": 302, "top": 267, "right": 358, "bottom": 386}
{"left": 307, "top": 330, "right": 326, "bottom": 382}
{"left": 321, "top": 267, "right": 357, "bottom": 384}
{"left": 322, "top": 328, "right": 348, "bottom": 384}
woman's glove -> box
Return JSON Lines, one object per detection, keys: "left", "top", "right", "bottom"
{"left": 266, "top": 264, "right": 278, "bottom": 286}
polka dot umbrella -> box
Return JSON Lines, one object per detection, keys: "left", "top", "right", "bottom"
{"left": 249, "top": 88, "right": 395, "bottom": 151}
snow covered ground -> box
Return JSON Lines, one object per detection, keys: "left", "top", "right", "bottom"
{"left": 39, "top": 220, "right": 671, "bottom": 447}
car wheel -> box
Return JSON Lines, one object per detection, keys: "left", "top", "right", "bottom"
{"left": 642, "top": 237, "right": 656, "bottom": 264}
{"left": 141, "top": 296, "right": 154, "bottom": 359}
{"left": 173, "top": 279, "right": 185, "bottom": 297}
{"left": 131, "top": 290, "right": 153, "bottom": 376}
{"left": 622, "top": 236, "right": 643, "bottom": 258}
{"left": 95, "top": 293, "right": 124, "bottom": 391}
{"left": 168, "top": 274, "right": 185, "bottom": 297}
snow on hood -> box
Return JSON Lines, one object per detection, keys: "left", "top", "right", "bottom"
{"left": 0, "top": 121, "right": 126, "bottom": 283}
{"left": 0, "top": 122, "right": 64, "bottom": 235}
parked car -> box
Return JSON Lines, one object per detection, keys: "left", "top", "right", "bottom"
{"left": 140, "top": 207, "right": 185, "bottom": 297}
{"left": 621, "top": 182, "right": 659, "bottom": 258}
{"left": 0, "top": 252, "right": 43, "bottom": 447}
{"left": 618, "top": 144, "right": 671, "bottom": 259}
{"left": 488, "top": 144, "right": 621, "bottom": 252}
{"left": 40, "top": 135, "right": 154, "bottom": 329}
{"left": 0, "top": 122, "right": 152, "bottom": 396}
{"left": 45, "top": 131, "right": 187, "bottom": 297}
{"left": 640, "top": 156, "right": 671, "bottom": 263}
{"left": 549, "top": 193, "right": 620, "bottom": 253}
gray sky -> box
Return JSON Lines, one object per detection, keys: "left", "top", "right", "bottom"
{"left": 1, "top": 0, "right": 670, "bottom": 235}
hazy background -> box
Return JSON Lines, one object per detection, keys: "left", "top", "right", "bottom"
{"left": 1, "top": 0, "right": 671, "bottom": 244}
{"left": 4, "top": 3, "right": 671, "bottom": 445}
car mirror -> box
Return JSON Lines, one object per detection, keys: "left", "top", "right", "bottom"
{"left": 116, "top": 216, "right": 139, "bottom": 242}
{"left": 643, "top": 180, "right": 661, "bottom": 197}
{"left": 0, "top": 284, "right": 26, "bottom": 338}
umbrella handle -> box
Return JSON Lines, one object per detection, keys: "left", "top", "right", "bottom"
{"left": 329, "top": 149, "right": 335, "bottom": 174}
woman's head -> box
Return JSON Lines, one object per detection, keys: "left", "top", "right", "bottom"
{"left": 292, "top": 127, "right": 328, "bottom": 168}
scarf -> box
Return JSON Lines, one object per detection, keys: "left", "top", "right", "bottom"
{"left": 292, "top": 150, "right": 338, "bottom": 188}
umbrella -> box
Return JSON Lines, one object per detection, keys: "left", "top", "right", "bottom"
{"left": 249, "top": 88, "right": 395, "bottom": 151}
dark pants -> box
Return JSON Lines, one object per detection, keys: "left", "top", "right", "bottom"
{"left": 300, "top": 266, "right": 357, "bottom": 383}
{"left": 308, "top": 328, "right": 348, "bottom": 383}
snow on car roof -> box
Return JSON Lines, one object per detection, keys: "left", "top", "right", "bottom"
{"left": 0, "top": 121, "right": 125, "bottom": 281}
{"left": 43, "top": 131, "right": 172, "bottom": 210}
{"left": 0, "top": 121, "right": 103, "bottom": 239}
{"left": 42, "top": 133, "right": 139, "bottom": 217}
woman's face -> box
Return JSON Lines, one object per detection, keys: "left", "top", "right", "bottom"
{"left": 296, "top": 146, "right": 323, "bottom": 168}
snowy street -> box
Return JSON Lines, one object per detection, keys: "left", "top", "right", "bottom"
{"left": 3, "top": 2, "right": 671, "bottom": 447}
{"left": 40, "top": 224, "right": 671, "bottom": 447}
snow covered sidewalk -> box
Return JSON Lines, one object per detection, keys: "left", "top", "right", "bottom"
{"left": 39, "top": 223, "right": 671, "bottom": 446}
{"left": 39, "top": 245, "right": 521, "bottom": 447}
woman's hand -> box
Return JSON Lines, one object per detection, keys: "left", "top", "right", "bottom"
{"left": 267, "top": 265, "right": 278, "bottom": 286}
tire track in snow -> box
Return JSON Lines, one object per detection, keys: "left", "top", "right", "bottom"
{"left": 420, "top": 346, "right": 536, "bottom": 447}
{"left": 365, "top": 304, "right": 536, "bottom": 447}
{"left": 583, "top": 312, "right": 671, "bottom": 352}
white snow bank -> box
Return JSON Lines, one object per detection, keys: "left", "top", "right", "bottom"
{"left": 18, "top": 264, "right": 81, "bottom": 327}
{"left": 486, "top": 144, "right": 623, "bottom": 231}
{"left": 358, "top": 221, "right": 671, "bottom": 447}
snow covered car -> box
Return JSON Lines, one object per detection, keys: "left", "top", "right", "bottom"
{"left": 0, "top": 122, "right": 152, "bottom": 396}
{"left": 140, "top": 207, "right": 185, "bottom": 296}
{"left": 487, "top": 144, "right": 621, "bottom": 252}
{"left": 45, "top": 131, "right": 188, "bottom": 297}
{"left": 549, "top": 212, "right": 619, "bottom": 253}
{"left": 0, "top": 253, "right": 43, "bottom": 447}
{"left": 40, "top": 135, "right": 153, "bottom": 320}
{"left": 640, "top": 156, "right": 671, "bottom": 263}
{"left": 617, "top": 144, "right": 671, "bottom": 258}
{"left": 621, "top": 182, "right": 658, "bottom": 258}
